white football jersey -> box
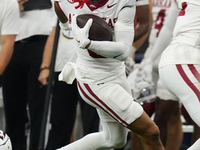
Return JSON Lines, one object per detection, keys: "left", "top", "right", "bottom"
{"left": 57, "top": 0, "right": 136, "bottom": 73}
{"left": 159, "top": 2, "right": 200, "bottom": 67}
{"left": 148, "top": 0, "right": 173, "bottom": 48}
{"left": 179, "top": 0, "right": 200, "bottom": 6}
{"left": 173, "top": 1, "right": 200, "bottom": 47}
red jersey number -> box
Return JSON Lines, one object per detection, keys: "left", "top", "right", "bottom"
{"left": 154, "top": 9, "right": 166, "bottom": 37}
{"left": 178, "top": 2, "right": 187, "bottom": 16}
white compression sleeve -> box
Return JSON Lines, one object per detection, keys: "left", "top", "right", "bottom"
{"left": 88, "top": 6, "right": 135, "bottom": 61}
{"left": 144, "top": 1, "right": 179, "bottom": 62}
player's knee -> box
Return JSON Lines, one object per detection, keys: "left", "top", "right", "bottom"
{"left": 112, "top": 137, "right": 127, "bottom": 149}
{"left": 145, "top": 124, "right": 160, "bottom": 142}
{"left": 103, "top": 134, "right": 127, "bottom": 149}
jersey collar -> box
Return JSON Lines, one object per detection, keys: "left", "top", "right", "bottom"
{"left": 86, "top": 0, "right": 109, "bottom": 11}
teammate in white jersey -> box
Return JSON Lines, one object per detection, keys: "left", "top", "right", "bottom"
{"left": 128, "top": 0, "right": 183, "bottom": 149}
{"left": 55, "top": 0, "right": 164, "bottom": 150}
{"left": 159, "top": 1, "right": 200, "bottom": 149}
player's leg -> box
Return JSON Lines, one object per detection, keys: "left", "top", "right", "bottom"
{"left": 79, "top": 95, "right": 100, "bottom": 136}
{"left": 127, "top": 111, "right": 164, "bottom": 150}
{"left": 154, "top": 98, "right": 180, "bottom": 145}
{"left": 187, "top": 138, "right": 200, "bottom": 150}
{"left": 131, "top": 133, "right": 143, "bottom": 150}
{"left": 131, "top": 102, "right": 156, "bottom": 150}
{"left": 58, "top": 76, "right": 164, "bottom": 150}
{"left": 159, "top": 64, "right": 200, "bottom": 150}
{"left": 182, "top": 105, "right": 200, "bottom": 146}
{"left": 165, "top": 104, "right": 183, "bottom": 150}
{"left": 58, "top": 108, "right": 129, "bottom": 150}
{"left": 154, "top": 78, "right": 183, "bottom": 149}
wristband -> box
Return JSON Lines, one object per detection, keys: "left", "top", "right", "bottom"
{"left": 40, "top": 66, "right": 49, "bottom": 72}
{"left": 59, "top": 21, "right": 70, "bottom": 30}
{"left": 85, "top": 40, "right": 91, "bottom": 49}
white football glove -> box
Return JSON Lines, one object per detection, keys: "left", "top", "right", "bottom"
{"left": 71, "top": 15, "right": 93, "bottom": 49}
{"left": 128, "top": 59, "right": 156, "bottom": 103}
{"left": 59, "top": 21, "right": 71, "bottom": 30}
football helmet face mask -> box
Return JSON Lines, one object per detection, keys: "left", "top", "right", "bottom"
{"left": 0, "top": 131, "right": 12, "bottom": 150}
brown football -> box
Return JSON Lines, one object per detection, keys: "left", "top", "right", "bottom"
{"left": 77, "top": 14, "right": 113, "bottom": 41}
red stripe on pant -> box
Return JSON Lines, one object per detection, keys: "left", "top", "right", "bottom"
{"left": 77, "top": 81, "right": 129, "bottom": 127}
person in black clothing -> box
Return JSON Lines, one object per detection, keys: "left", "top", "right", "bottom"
{"left": 2, "top": 0, "right": 55, "bottom": 149}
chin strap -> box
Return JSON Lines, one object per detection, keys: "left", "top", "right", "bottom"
{"left": 73, "top": 0, "right": 90, "bottom": 9}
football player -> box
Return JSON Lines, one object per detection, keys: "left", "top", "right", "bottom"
{"left": 128, "top": 0, "right": 183, "bottom": 149}
{"left": 159, "top": 0, "right": 200, "bottom": 149}
{"left": 54, "top": 0, "right": 164, "bottom": 150}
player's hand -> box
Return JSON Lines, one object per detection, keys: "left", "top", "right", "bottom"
{"left": 72, "top": 15, "right": 93, "bottom": 49}
{"left": 18, "top": 0, "right": 28, "bottom": 11}
{"left": 38, "top": 69, "right": 49, "bottom": 85}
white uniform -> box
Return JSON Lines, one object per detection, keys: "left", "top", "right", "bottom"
{"left": 149, "top": 0, "right": 180, "bottom": 101}
{"left": 159, "top": 0, "right": 200, "bottom": 141}
{"left": 57, "top": 0, "right": 144, "bottom": 149}
{"left": 147, "top": 0, "right": 173, "bottom": 53}
{"left": 0, "top": 0, "right": 20, "bottom": 107}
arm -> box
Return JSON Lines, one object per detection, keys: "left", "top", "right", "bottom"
{"left": 0, "top": 0, "right": 20, "bottom": 75}
{"left": 137, "top": 0, "right": 179, "bottom": 84}
{"left": 0, "top": 35, "right": 16, "bottom": 75}
{"left": 87, "top": 6, "right": 135, "bottom": 61}
{"left": 134, "top": 4, "right": 150, "bottom": 42}
{"left": 38, "top": 27, "right": 56, "bottom": 85}
{"left": 54, "top": 1, "right": 70, "bottom": 30}
{"left": 125, "top": 3, "right": 150, "bottom": 76}
{"left": 144, "top": 0, "right": 179, "bottom": 62}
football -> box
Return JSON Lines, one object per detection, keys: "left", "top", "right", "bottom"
{"left": 0, "top": 130, "right": 12, "bottom": 150}
{"left": 77, "top": 14, "right": 113, "bottom": 41}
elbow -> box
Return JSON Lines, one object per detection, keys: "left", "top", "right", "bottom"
{"left": 114, "top": 46, "right": 130, "bottom": 61}
{"left": 115, "top": 54, "right": 129, "bottom": 61}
